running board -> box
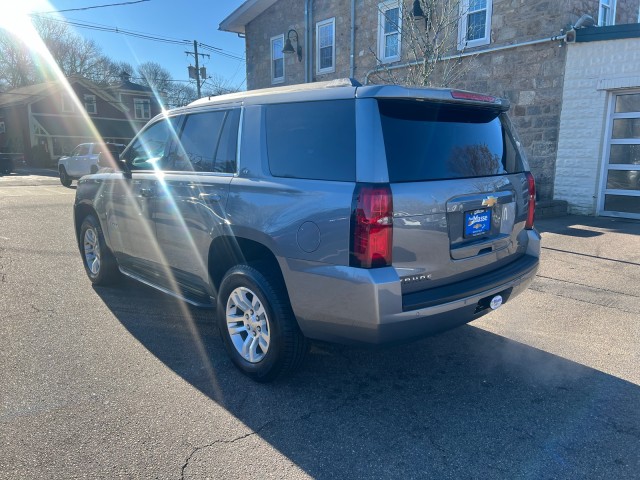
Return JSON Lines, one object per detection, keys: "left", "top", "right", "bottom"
{"left": 119, "top": 267, "right": 214, "bottom": 308}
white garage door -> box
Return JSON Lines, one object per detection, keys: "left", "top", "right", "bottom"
{"left": 599, "top": 92, "right": 640, "bottom": 219}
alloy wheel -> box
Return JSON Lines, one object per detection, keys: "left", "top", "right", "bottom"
{"left": 226, "top": 286, "right": 271, "bottom": 363}
{"left": 83, "top": 227, "right": 101, "bottom": 276}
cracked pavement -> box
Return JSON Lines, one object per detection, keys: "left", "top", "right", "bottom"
{"left": 1, "top": 180, "right": 639, "bottom": 479}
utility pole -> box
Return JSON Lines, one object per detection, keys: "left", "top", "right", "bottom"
{"left": 186, "top": 40, "right": 209, "bottom": 98}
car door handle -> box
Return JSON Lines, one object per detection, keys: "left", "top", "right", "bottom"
{"left": 140, "top": 188, "right": 155, "bottom": 197}
{"left": 199, "top": 193, "right": 221, "bottom": 203}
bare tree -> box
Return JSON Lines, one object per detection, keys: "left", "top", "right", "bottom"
{"left": 202, "top": 73, "right": 241, "bottom": 97}
{"left": 369, "top": 0, "right": 475, "bottom": 87}
{"left": 0, "top": 29, "right": 38, "bottom": 90}
{"left": 168, "top": 83, "right": 197, "bottom": 108}
{"left": 137, "top": 61, "right": 171, "bottom": 93}
{"left": 88, "top": 56, "right": 133, "bottom": 85}
{"left": 0, "top": 18, "right": 106, "bottom": 89}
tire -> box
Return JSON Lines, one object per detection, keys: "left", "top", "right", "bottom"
{"left": 79, "top": 214, "right": 120, "bottom": 285}
{"left": 59, "top": 166, "right": 72, "bottom": 187}
{"left": 217, "top": 264, "right": 308, "bottom": 382}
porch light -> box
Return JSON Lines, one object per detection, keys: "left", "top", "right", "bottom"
{"left": 282, "top": 29, "right": 302, "bottom": 62}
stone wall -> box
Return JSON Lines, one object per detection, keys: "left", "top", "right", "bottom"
{"left": 243, "top": 0, "right": 640, "bottom": 201}
{"left": 555, "top": 37, "right": 640, "bottom": 215}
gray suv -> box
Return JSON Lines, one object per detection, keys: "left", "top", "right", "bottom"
{"left": 73, "top": 79, "right": 540, "bottom": 381}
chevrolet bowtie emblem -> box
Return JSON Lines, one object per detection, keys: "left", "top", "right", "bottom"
{"left": 482, "top": 196, "right": 498, "bottom": 208}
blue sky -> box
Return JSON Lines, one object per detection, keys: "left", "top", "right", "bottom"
{"left": 43, "top": 0, "right": 247, "bottom": 89}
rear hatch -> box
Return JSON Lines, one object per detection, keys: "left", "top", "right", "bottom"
{"left": 377, "top": 97, "right": 532, "bottom": 296}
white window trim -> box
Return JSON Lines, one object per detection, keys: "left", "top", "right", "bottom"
{"left": 61, "top": 94, "right": 74, "bottom": 113}
{"left": 316, "top": 18, "right": 336, "bottom": 75}
{"left": 458, "top": 0, "right": 493, "bottom": 50}
{"left": 377, "top": 1, "right": 402, "bottom": 64}
{"left": 134, "top": 98, "right": 151, "bottom": 120}
{"left": 271, "top": 34, "right": 285, "bottom": 85}
{"left": 599, "top": 0, "right": 616, "bottom": 26}
{"left": 84, "top": 94, "right": 97, "bottom": 115}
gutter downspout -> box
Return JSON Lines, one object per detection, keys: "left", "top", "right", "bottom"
{"left": 363, "top": 34, "right": 567, "bottom": 85}
{"left": 350, "top": 0, "right": 355, "bottom": 78}
{"left": 304, "top": 0, "right": 313, "bottom": 83}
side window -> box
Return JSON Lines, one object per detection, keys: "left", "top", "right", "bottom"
{"left": 214, "top": 109, "right": 241, "bottom": 173}
{"left": 316, "top": 18, "right": 336, "bottom": 74}
{"left": 77, "top": 145, "right": 90, "bottom": 156}
{"left": 134, "top": 98, "right": 151, "bottom": 119}
{"left": 84, "top": 94, "right": 97, "bottom": 114}
{"left": 126, "top": 118, "right": 179, "bottom": 171}
{"left": 458, "top": 0, "right": 493, "bottom": 49}
{"left": 170, "top": 111, "right": 226, "bottom": 172}
{"left": 271, "top": 35, "right": 285, "bottom": 84}
{"left": 61, "top": 94, "right": 74, "bottom": 113}
{"left": 265, "top": 100, "right": 356, "bottom": 182}
{"left": 377, "top": 1, "right": 401, "bottom": 63}
{"left": 599, "top": 0, "right": 616, "bottom": 26}
{"left": 70, "top": 146, "right": 82, "bottom": 157}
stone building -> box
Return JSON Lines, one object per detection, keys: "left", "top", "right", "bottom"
{"left": 221, "top": 0, "right": 640, "bottom": 218}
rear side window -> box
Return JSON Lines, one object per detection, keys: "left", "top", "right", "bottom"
{"left": 171, "top": 111, "right": 225, "bottom": 172}
{"left": 266, "top": 100, "right": 355, "bottom": 181}
{"left": 171, "top": 109, "right": 240, "bottom": 173}
{"left": 378, "top": 100, "right": 524, "bottom": 182}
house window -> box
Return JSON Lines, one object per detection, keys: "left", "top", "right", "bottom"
{"left": 316, "top": 18, "right": 336, "bottom": 74}
{"left": 458, "top": 0, "right": 493, "bottom": 49}
{"left": 61, "top": 94, "right": 74, "bottom": 113}
{"left": 378, "top": 1, "right": 401, "bottom": 63}
{"left": 84, "top": 94, "right": 97, "bottom": 114}
{"left": 271, "top": 35, "right": 285, "bottom": 84}
{"left": 0, "top": 121, "right": 5, "bottom": 134}
{"left": 134, "top": 98, "right": 151, "bottom": 119}
{"left": 599, "top": 0, "right": 616, "bottom": 26}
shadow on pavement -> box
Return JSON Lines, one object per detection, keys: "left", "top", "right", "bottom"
{"left": 12, "top": 168, "right": 59, "bottom": 178}
{"left": 94, "top": 278, "right": 640, "bottom": 478}
{"left": 537, "top": 214, "right": 640, "bottom": 236}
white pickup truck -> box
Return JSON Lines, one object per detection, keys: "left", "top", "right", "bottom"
{"left": 58, "top": 142, "right": 125, "bottom": 187}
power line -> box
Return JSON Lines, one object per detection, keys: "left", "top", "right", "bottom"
{"left": 30, "top": 14, "right": 245, "bottom": 61}
{"left": 41, "top": 0, "right": 150, "bottom": 14}
{"left": 30, "top": 14, "right": 190, "bottom": 46}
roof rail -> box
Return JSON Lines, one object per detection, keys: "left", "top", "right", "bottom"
{"left": 187, "top": 78, "right": 361, "bottom": 107}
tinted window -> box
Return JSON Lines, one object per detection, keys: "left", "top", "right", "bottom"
{"left": 171, "top": 111, "right": 225, "bottom": 172}
{"left": 378, "top": 100, "right": 524, "bottom": 182}
{"left": 74, "top": 145, "right": 90, "bottom": 156}
{"left": 215, "top": 109, "right": 240, "bottom": 173}
{"left": 266, "top": 100, "right": 355, "bottom": 181}
{"left": 170, "top": 109, "right": 239, "bottom": 173}
{"left": 127, "top": 118, "right": 179, "bottom": 170}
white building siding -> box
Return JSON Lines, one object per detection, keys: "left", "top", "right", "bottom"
{"left": 555, "top": 38, "right": 640, "bottom": 214}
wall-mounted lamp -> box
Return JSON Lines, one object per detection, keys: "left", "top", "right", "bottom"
{"left": 282, "top": 29, "right": 302, "bottom": 62}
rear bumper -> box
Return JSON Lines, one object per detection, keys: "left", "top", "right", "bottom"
{"left": 281, "top": 229, "right": 540, "bottom": 345}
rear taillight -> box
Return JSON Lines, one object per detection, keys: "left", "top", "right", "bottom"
{"left": 525, "top": 172, "right": 536, "bottom": 229}
{"left": 350, "top": 184, "right": 393, "bottom": 268}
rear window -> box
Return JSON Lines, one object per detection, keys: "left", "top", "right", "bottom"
{"left": 266, "top": 100, "right": 355, "bottom": 181}
{"left": 378, "top": 100, "right": 524, "bottom": 182}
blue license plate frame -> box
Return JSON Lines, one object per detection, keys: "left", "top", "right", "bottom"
{"left": 464, "top": 209, "right": 492, "bottom": 238}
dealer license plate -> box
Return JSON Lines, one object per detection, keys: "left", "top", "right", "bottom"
{"left": 464, "top": 209, "right": 491, "bottom": 237}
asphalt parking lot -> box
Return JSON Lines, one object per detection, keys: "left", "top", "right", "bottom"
{"left": 1, "top": 173, "right": 639, "bottom": 479}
